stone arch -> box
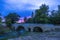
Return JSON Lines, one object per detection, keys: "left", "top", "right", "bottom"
{"left": 33, "top": 26, "right": 43, "bottom": 32}
{"left": 16, "top": 25, "right": 25, "bottom": 31}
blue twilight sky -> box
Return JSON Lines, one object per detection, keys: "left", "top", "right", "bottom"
{"left": 0, "top": 0, "right": 60, "bottom": 17}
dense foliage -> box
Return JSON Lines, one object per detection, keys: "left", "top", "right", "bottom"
{"left": 26, "top": 4, "right": 60, "bottom": 24}
{"left": 5, "top": 13, "right": 20, "bottom": 31}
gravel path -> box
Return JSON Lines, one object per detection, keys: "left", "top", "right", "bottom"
{"left": 8, "top": 32, "right": 60, "bottom": 40}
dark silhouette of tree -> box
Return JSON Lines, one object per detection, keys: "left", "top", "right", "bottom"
{"left": 31, "top": 12, "right": 34, "bottom": 18}
{"left": 24, "top": 4, "right": 60, "bottom": 24}
{"left": 55, "top": 5, "right": 60, "bottom": 24}
{"left": 26, "top": 18, "right": 33, "bottom": 23}
{"left": 5, "top": 12, "right": 20, "bottom": 31}
{"left": 5, "top": 13, "right": 20, "bottom": 23}
{"left": 34, "top": 4, "right": 49, "bottom": 23}
{"left": 26, "top": 12, "right": 34, "bottom": 23}
{"left": 50, "top": 5, "right": 60, "bottom": 24}
{"left": 24, "top": 17, "right": 27, "bottom": 23}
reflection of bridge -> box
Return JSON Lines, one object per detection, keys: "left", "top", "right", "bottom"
{"left": 12, "top": 23, "right": 60, "bottom": 32}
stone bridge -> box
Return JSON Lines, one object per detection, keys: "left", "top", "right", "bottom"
{"left": 12, "top": 23, "right": 60, "bottom": 32}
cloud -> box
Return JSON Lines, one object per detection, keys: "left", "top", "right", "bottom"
{"left": 2, "top": 0, "right": 60, "bottom": 11}
{"left": 3, "top": 0, "right": 37, "bottom": 10}
{"left": 0, "top": 0, "right": 60, "bottom": 17}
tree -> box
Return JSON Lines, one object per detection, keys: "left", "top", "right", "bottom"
{"left": 34, "top": 4, "right": 49, "bottom": 23}
{"left": 5, "top": 12, "right": 20, "bottom": 31}
{"left": 25, "top": 12, "right": 34, "bottom": 23}
{"left": 5, "top": 13, "right": 20, "bottom": 23}
{"left": 24, "top": 17, "right": 27, "bottom": 23}
{"left": 26, "top": 18, "right": 33, "bottom": 23}
{"left": 50, "top": 5, "right": 60, "bottom": 24}
{"left": 49, "top": 10, "right": 57, "bottom": 24}
{"left": 54, "top": 5, "right": 60, "bottom": 24}
{"left": 31, "top": 12, "right": 34, "bottom": 18}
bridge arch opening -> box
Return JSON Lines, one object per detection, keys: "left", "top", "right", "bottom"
{"left": 16, "top": 26, "right": 25, "bottom": 33}
{"left": 28, "top": 28, "right": 31, "bottom": 32}
{"left": 33, "top": 27, "right": 43, "bottom": 32}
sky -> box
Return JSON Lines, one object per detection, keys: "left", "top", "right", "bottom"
{"left": 0, "top": 0, "right": 60, "bottom": 17}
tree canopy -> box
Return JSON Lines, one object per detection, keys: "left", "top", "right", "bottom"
{"left": 5, "top": 13, "right": 20, "bottom": 31}
{"left": 26, "top": 4, "right": 60, "bottom": 25}
{"left": 33, "top": 4, "right": 49, "bottom": 23}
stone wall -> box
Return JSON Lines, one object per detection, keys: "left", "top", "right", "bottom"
{"left": 12, "top": 23, "right": 60, "bottom": 32}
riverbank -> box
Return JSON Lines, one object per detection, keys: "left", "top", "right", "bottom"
{"left": 8, "top": 32, "right": 60, "bottom": 40}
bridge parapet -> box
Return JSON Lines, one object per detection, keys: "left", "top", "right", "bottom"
{"left": 12, "top": 23, "right": 60, "bottom": 32}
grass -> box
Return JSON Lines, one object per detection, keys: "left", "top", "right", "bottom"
{"left": 0, "top": 38, "right": 8, "bottom": 40}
